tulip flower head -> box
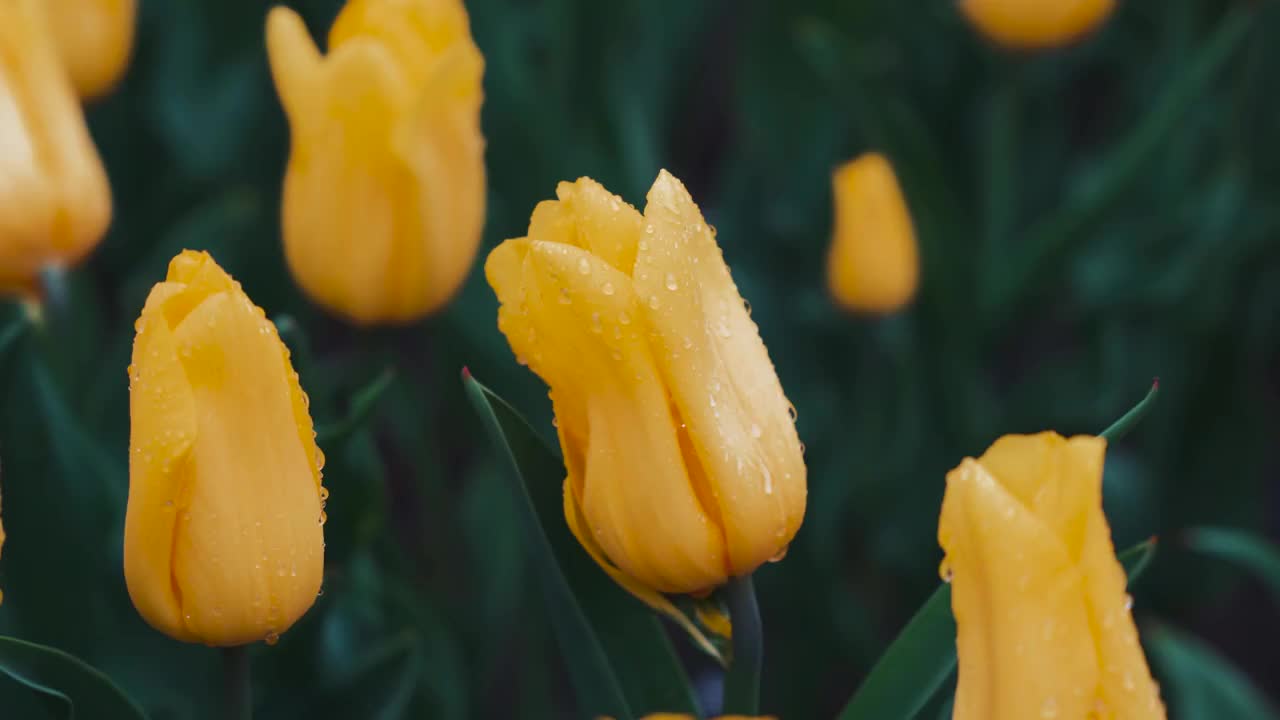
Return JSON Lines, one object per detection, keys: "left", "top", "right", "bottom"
{"left": 486, "top": 171, "right": 806, "bottom": 644}
{"left": 827, "top": 153, "right": 918, "bottom": 314}
{"left": 960, "top": 0, "right": 1114, "bottom": 49}
{"left": 0, "top": 0, "right": 112, "bottom": 294}
{"left": 125, "top": 250, "right": 327, "bottom": 647}
{"left": 267, "top": 0, "right": 486, "bottom": 325}
{"left": 938, "top": 432, "right": 1164, "bottom": 719}
{"left": 47, "top": 0, "right": 138, "bottom": 99}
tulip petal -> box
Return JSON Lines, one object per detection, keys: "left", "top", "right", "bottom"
{"left": 960, "top": 0, "right": 1115, "bottom": 49}
{"left": 523, "top": 179, "right": 642, "bottom": 274}
{"left": 390, "top": 38, "right": 486, "bottom": 316}
{"left": 515, "top": 239, "right": 727, "bottom": 594}
{"left": 562, "top": 482, "right": 724, "bottom": 664}
{"left": 123, "top": 282, "right": 201, "bottom": 643}
{"left": 167, "top": 289, "right": 324, "bottom": 646}
{"left": 977, "top": 433, "right": 1103, "bottom": 559}
{"left": 940, "top": 458, "right": 1098, "bottom": 720}
{"left": 1080, "top": 486, "right": 1165, "bottom": 718}
{"left": 635, "top": 170, "right": 806, "bottom": 576}
{"left": 265, "top": 7, "right": 323, "bottom": 124}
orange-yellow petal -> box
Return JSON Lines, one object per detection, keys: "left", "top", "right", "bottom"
{"left": 46, "top": 0, "right": 137, "bottom": 99}
{"left": 636, "top": 170, "right": 805, "bottom": 577}
{"left": 0, "top": 0, "right": 111, "bottom": 288}
{"left": 827, "top": 153, "right": 917, "bottom": 313}
{"left": 940, "top": 458, "right": 1098, "bottom": 720}
{"left": 960, "top": 0, "right": 1114, "bottom": 49}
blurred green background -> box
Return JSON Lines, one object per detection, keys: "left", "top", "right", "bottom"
{"left": 1, "top": 0, "right": 1278, "bottom": 717}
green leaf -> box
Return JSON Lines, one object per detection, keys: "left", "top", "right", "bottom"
{"left": 462, "top": 370, "right": 700, "bottom": 719}
{"left": 1184, "top": 527, "right": 1280, "bottom": 602}
{"left": 1148, "top": 625, "right": 1280, "bottom": 720}
{"left": 1100, "top": 380, "right": 1161, "bottom": 443}
{"left": 0, "top": 636, "right": 148, "bottom": 720}
{"left": 835, "top": 538, "right": 1158, "bottom": 720}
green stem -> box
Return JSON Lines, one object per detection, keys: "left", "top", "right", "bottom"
{"left": 721, "top": 574, "right": 763, "bottom": 715}
{"left": 223, "top": 646, "right": 252, "bottom": 720}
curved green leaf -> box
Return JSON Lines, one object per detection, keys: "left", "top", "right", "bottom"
{"left": 1148, "top": 625, "right": 1280, "bottom": 720}
{"left": 0, "top": 636, "right": 148, "bottom": 720}
{"left": 1100, "top": 381, "right": 1161, "bottom": 443}
{"left": 463, "top": 370, "right": 700, "bottom": 719}
{"left": 836, "top": 538, "right": 1158, "bottom": 720}
{"left": 1185, "top": 527, "right": 1280, "bottom": 603}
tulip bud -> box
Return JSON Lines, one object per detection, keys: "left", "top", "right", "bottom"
{"left": 124, "top": 250, "right": 327, "bottom": 647}
{"left": 960, "top": 0, "right": 1114, "bottom": 49}
{"left": 827, "top": 153, "right": 918, "bottom": 314}
{"left": 266, "top": 0, "right": 486, "bottom": 325}
{"left": 938, "top": 432, "right": 1165, "bottom": 719}
{"left": 46, "top": 0, "right": 137, "bottom": 99}
{"left": 0, "top": 0, "right": 112, "bottom": 293}
{"left": 485, "top": 171, "right": 806, "bottom": 626}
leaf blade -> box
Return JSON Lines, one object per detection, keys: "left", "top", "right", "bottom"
{"left": 0, "top": 636, "right": 148, "bottom": 720}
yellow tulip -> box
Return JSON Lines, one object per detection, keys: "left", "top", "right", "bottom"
{"left": 124, "top": 250, "right": 327, "bottom": 647}
{"left": 266, "top": 0, "right": 486, "bottom": 325}
{"left": 485, "top": 170, "right": 806, "bottom": 645}
{"left": 827, "top": 153, "right": 918, "bottom": 314}
{"left": 0, "top": 0, "right": 112, "bottom": 294}
{"left": 938, "top": 432, "right": 1165, "bottom": 720}
{"left": 960, "top": 0, "right": 1114, "bottom": 49}
{"left": 46, "top": 0, "right": 137, "bottom": 99}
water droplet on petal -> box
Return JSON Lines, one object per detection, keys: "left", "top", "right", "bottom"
{"left": 602, "top": 282, "right": 615, "bottom": 296}
{"left": 1040, "top": 697, "right": 1059, "bottom": 718}
{"left": 577, "top": 257, "right": 591, "bottom": 275}
{"left": 648, "top": 295, "right": 660, "bottom": 309}
{"left": 665, "top": 273, "right": 678, "bottom": 291}
{"left": 939, "top": 558, "right": 953, "bottom": 583}
{"left": 264, "top": 631, "right": 280, "bottom": 646}
{"left": 1123, "top": 593, "right": 1133, "bottom": 611}
{"left": 619, "top": 311, "right": 631, "bottom": 325}
{"left": 750, "top": 423, "right": 762, "bottom": 439}
{"left": 590, "top": 312, "right": 603, "bottom": 333}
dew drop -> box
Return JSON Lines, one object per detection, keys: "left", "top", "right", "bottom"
{"left": 750, "top": 423, "right": 762, "bottom": 439}
{"left": 743, "top": 299, "right": 752, "bottom": 316}
{"left": 318, "top": 486, "right": 330, "bottom": 502}
{"left": 610, "top": 350, "right": 622, "bottom": 361}
{"left": 319, "top": 511, "right": 327, "bottom": 526}
{"left": 264, "top": 631, "right": 280, "bottom": 646}
{"left": 590, "top": 312, "right": 603, "bottom": 333}
{"left": 558, "top": 288, "right": 572, "bottom": 305}
{"left": 645, "top": 224, "right": 655, "bottom": 235}
{"left": 715, "top": 320, "right": 731, "bottom": 338}
{"left": 768, "top": 544, "right": 788, "bottom": 562}
{"left": 516, "top": 355, "right": 529, "bottom": 366}
{"left": 762, "top": 465, "right": 773, "bottom": 495}
{"left": 1123, "top": 593, "right": 1133, "bottom": 611}
{"left": 788, "top": 404, "right": 798, "bottom": 422}
{"left": 577, "top": 257, "right": 591, "bottom": 275}
{"left": 939, "top": 558, "right": 953, "bottom": 583}
{"left": 664, "top": 273, "right": 679, "bottom": 291}
{"left": 647, "top": 295, "right": 660, "bottom": 309}
{"left": 708, "top": 394, "right": 717, "bottom": 408}
{"left": 1123, "top": 673, "right": 1135, "bottom": 692}
{"left": 799, "top": 442, "right": 806, "bottom": 456}
{"left": 619, "top": 311, "right": 631, "bottom": 325}
{"left": 1040, "top": 696, "right": 1059, "bottom": 718}
{"left": 682, "top": 336, "right": 693, "bottom": 350}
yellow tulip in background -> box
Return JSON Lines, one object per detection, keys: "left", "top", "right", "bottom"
{"left": 0, "top": 0, "right": 112, "bottom": 294}
{"left": 960, "top": 0, "right": 1115, "bottom": 49}
{"left": 486, "top": 170, "right": 807, "bottom": 644}
{"left": 124, "top": 250, "right": 327, "bottom": 647}
{"left": 827, "top": 153, "right": 918, "bottom": 314}
{"left": 47, "top": 0, "right": 138, "bottom": 99}
{"left": 267, "top": 0, "right": 486, "bottom": 325}
{"left": 938, "top": 432, "right": 1164, "bottom": 720}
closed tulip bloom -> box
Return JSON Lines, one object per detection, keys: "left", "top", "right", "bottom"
{"left": 827, "top": 153, "right": 918, "bottom": 314}
{"left": 938, "top": 432, "right": 1164, "bottom": 719}
{"left": 47, "top": 0, "right": 137, "bottom": 99}
{"left": 125, "top": 250, "right": 327, "bottom": 646}
{"left": 960, "top": 0, "right": 1114, "bottom": 49}
{"left": 0, "top": 0, "right": 112, "bottom": 293}
{"left": 267, "top": 0, "right": 486, "bottom": 325}
{"left": 486, "top": 171, "right": 806, "bottom": 634}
